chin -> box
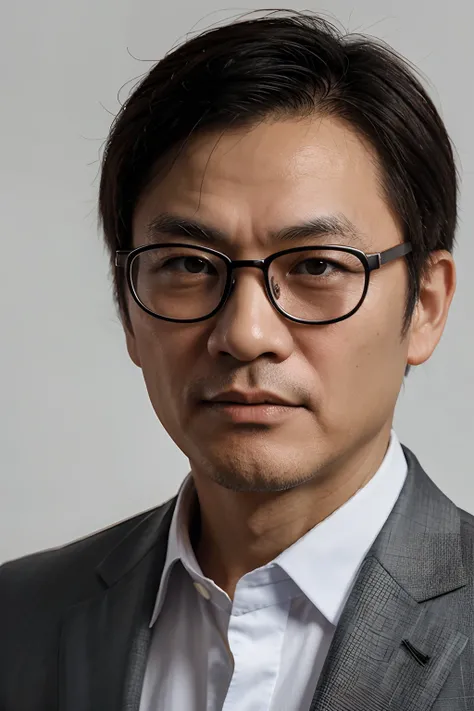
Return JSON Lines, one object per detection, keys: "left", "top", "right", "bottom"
{"left": 191, "top": 442, "right": 321, "bottom": 493}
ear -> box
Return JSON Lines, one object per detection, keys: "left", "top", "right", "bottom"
{"left": 407, "top": 250, "right": 456, "bottom": 367}
{"left": 125, "top": 325, "right": 142, "bottom": 368}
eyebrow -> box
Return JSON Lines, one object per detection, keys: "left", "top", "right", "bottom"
{"left": 145, "top": 212, "right": 371, "bottom": 251}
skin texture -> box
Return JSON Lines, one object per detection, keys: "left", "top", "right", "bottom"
{"left": 126, "top": 116, "right": 456, "bottom": 598}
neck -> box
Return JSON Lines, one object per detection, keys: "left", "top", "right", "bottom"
{"left": 191, "top": 429, "right": 391, "bottom": 600}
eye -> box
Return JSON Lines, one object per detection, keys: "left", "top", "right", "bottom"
{"left": 292, "top": 258, "right": 337, "bottom": 276}
{"left": 163, "top": 256, "right": 217, "bottom": 275}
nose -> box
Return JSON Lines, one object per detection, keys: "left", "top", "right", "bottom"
{"left": 207, "top": 270, "right": 294, "bottom": 363}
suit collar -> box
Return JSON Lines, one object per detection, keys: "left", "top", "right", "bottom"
{"left": 370, "top": 446, "right": 467, "bottom": 601}
{"left": 59, "top": 499, "right": 177, "bottom": 711}
{"left": 96, "top": 497, "right": 177, "bottom": 588}
{"left": 309, "top": 446, "right": 469, "bottom": 711}
{"left": 309, "top": 554, "right": 468, "bottom": 711}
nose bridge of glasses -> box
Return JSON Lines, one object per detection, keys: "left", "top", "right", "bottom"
{"left": 227, "top": 258, "right": 268, "bottom": 291}
{"left": 230, "top": 258, "right": 267, "bottom": 272}
{"left": 225, "top": 258, "right": 275, "bottom": 309}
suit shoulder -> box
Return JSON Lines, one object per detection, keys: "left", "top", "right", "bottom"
{"left": 459, "top": 505, "right": 474, "bottom": 534}
{"left": 0, "top": 503, "right": 167, "bottom": 600}
{"left": 456, "top": 505, "right": 474, "bottom": 571}
{"left": 0, "top": 499, "right": 175, "bottom": 699}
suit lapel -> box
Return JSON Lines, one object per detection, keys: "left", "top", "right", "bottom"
{"left": 309, "top": 556, "right": 467, "bottom": 711}
{"left": 58, "top": 499, "right": 176, "bottom": 711}
{"left": 310, "top": 447, "right": 468, "bottom": 711}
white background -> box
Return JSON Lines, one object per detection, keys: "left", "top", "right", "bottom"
{"left": 1, "top": 1, "right": 473, "bottom": 563}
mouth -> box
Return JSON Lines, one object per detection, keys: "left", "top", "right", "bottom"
{"left": 205, "top": 390, "right": 298, "bottom": 406}
{"left": 200, "top": 391, "right": 301, "bottom": 424}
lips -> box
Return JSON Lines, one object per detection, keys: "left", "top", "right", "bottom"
{"left": 201, "top": 398, "right": 299, "bottom": 425}
{"left": 205, "top": 390, "right": 297, "bottom": 407}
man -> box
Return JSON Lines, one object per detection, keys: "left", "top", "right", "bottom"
{"left": 0, "top": 9, "right": 471, "bottom": 711}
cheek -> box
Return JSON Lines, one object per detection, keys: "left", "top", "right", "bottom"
{"left": 350, "top": 271, "right": 409, "bottom": 374}
{"left": 300, "top": 301, "right": 407, "bottom": 421}
{"left": 130, "top": 314, "right": 207, "bottom": 423}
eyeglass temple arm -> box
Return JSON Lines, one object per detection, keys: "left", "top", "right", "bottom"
{"left": 366, "top": 242, "right": 412, "bottom": 271}
{"left": 115, "top": 250, "right": 131, "bottom": 268}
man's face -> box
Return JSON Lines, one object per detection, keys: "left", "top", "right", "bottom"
{"left": 127, "top": 116, "right": 412, "bottom": 492}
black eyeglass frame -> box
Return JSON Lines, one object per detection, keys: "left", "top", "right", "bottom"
{"left": 115, "top": 241, "right": 413, "bottom": 325}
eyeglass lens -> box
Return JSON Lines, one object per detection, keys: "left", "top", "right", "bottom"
{"left": 130, "top": 245, "right": 367, "bottom": 322}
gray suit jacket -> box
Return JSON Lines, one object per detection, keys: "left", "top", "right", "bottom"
{"left": 0, "top": 446, "right": 473, "bottom": 710}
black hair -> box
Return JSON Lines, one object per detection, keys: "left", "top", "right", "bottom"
{"left": 99, "top": 10, "right": 457, "bottom": 334}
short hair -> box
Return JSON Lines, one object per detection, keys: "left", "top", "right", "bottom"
{"left": 98, "top": 10, "right": 458, "bottom": 333}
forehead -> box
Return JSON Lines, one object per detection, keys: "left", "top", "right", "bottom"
{"left": 133, "top": 115, "right": 399, "bottom": 249}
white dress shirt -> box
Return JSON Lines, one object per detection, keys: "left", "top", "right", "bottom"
{"left": 139, "top": 432, "right": 408, "bottom": 711}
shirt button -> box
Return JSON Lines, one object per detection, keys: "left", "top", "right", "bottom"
{"left": 193, "top": 581, "right": 211, "bottom": 600}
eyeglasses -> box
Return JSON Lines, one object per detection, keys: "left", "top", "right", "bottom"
{"left": 115, "top": 242, "right": 412, "bottom": 325}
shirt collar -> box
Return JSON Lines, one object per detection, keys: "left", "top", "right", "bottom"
{"left": 275, "top": 431, "right": 407, "bottom": 624}
{"left": 149, "top": 472, "right": 201, "bottom": 625}
{"left": 150, "top": 431, "right": 407, "bottom": 627}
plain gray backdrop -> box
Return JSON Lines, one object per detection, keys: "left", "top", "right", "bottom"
{"left": 1, "top": 1, "right": 473, "bottom": 564}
